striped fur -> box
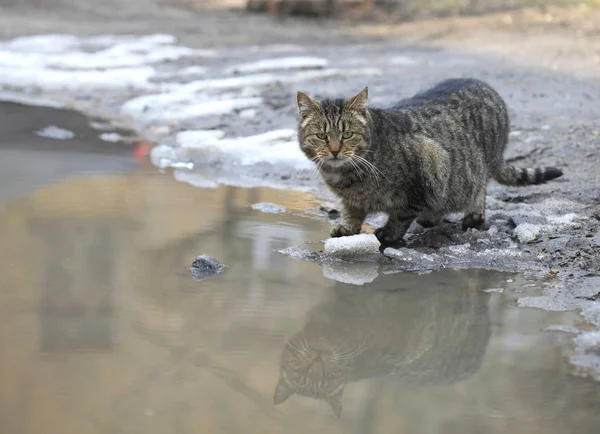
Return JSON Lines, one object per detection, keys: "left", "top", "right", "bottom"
{"left": 297, "top": 78, "right": 563, "bottom": 252}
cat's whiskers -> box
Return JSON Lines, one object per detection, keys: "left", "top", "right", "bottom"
{"left": 354, "top": 155, "right": 390, "bottom": 185}
{"left": 331, "top": 336, "right": 370, "bottom": 360}
{"left": 286, "top": 337, "right": 310, "bottom": 357}
{"left": 296, "top": 158, "right": 323, "bottom": 184}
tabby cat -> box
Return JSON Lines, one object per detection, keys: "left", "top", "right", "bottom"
{"left": 273, "top": 270, "right": 492, "bottom": 417}
{"left": 296, "top": 78, "right": 563, "bottom": 252}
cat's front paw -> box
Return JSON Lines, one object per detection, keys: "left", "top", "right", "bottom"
{"left": 330, "top": 225, "right": 358, "bottom": 238}
{"left": 374, "top": 227, "right": 407, "bottom": 253}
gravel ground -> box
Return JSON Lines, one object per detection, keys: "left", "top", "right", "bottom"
{"left": 1, "top": 0, "right": 599, "bottom": 378}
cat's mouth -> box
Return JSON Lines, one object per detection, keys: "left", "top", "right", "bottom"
{"left": 323, "top": 155, "right": 350, "bottom": 168}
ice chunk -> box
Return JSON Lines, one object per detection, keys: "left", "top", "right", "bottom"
{"left": 517, "top": 296, "right": 571, "bottom": 311}
{"left": 226, "top": 57, "right": 329, "bottom": 74}
{"left": 322, "top": 262, "right": 379, "bottom": 285}
{"left": 323, "top": 234, "right": 381, "bottom": 257}
{"left": 36, "top": 125, "right": 75, "bottom": 140}
{"left": 513, "top": 223, "right": 541, "bottom": 244}
{"left": 278, "top": 246, "right": 318, "bottom": 261}
{"left": 484, "top": 287, "right": 505, "bottom": 293}
{"left": 99, "top": 133, "right": 122, "bottom": 143}
{"left": 251, "top": 203, "right": 287, "bottom": 214}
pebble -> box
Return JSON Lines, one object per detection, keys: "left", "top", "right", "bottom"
{"left": 190, "top": 255, "right": 226, "bottom": 281}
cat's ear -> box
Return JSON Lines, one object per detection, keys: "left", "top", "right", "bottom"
{"left": 273, "top": 376, "right": 294, "bottom": 405}
{"left": 297, "top": 91, "right": 321, "bottom": 118}
{"left": 346, "top": 87, "right": 368, "bottom": 112}
{"left": 325, "top": 388, "right": 344, "bottom": 418}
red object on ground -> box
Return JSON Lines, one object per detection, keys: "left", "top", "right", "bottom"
{"left": 133, "top": 141, "right": 151, "bottom": 161}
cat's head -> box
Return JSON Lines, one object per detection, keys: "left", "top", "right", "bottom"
{"left": 273, "top": 336, "right": 353, "bottom": 418}
{"left": 296, "top": 88, "right": 371, "bottom": 170}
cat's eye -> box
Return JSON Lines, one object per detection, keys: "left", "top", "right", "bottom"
{"left": 316, "top": 133, "right": 327, "bottom": 140}
{"left": 342, "top": 131, "right": 354, "bottom": 139}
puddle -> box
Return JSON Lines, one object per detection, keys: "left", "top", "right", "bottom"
{"left": 0, "top": 103, "right": 599, "bottom": 433}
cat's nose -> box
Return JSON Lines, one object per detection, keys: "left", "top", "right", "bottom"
{"left": 330, "top": 149, "right": 340, "bottom": 158}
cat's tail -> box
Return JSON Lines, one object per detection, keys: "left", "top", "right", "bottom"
{"left": 492, "top": 163, "right": 563, "bottom": 186}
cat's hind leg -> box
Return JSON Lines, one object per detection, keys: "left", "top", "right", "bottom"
{"left": 415, "top": 211, "right": 443, "bottom": 228}
{"left": 375, "top": 211, "right": 416, "bottom": 253}
{"left": 462, "top": 186, "right": 487, "bottom": 230}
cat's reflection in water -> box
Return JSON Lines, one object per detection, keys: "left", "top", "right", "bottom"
{"left": 274, "top": 270, "right": 493, "bottom": 417}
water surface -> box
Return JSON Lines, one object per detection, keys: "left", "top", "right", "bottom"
{"left": 0, "top": 103, "right": 599, "bottom": 434}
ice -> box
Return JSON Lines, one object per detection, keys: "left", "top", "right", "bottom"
{"left": 513, "top": 223, "right": 542, "bottom": 243}
{"left": 226, "top": 57, "right": 329, "bottom": 74}
{"left": 484, "top": 287, "right": 505, "bottom": 293}
{"left": 517, "top": 296, "right": 571, "bottom": 311}
{"left": 99, "top": 133, "right": 122, "bottom": 143}
{"left": 251, "top": 203, "right": 287, "bottom": 214}
{"left": 323, "top": 234, "right": 381, "bottom": 257}
{"left": 36, "top": 125, "right": 75, "bottom": 140}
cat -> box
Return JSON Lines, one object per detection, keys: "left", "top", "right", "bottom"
{"left": 296, "top": 78, "right": 563, "bottom": 252}
{"left": 273, "top": 270, "right": 492, "bottom": 417}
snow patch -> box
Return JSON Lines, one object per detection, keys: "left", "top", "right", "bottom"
{"left": 0, "top": 34, "right": 207, "bottom": 93}
{"left": 36, "top": 125, "right": 75, "bottom": 140}
{"left": 99, "top": 133, "right": 123, "bottom": 143}
{"left": 226, "top": 57, "right": 329, "bottom": 74}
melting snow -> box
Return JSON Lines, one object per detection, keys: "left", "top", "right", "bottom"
{"left": 36, "top": 125, "right": 75, "bottom": 140}
{"left": 226, "top": 56, "right": 329, "bottom": 74}
{"left": 0, "top": 34, "right": 207, "bottom": 92}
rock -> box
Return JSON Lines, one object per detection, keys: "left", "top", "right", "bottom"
{"left": 543, "top": 237, "right": 570, "bottom": 252}
{"left": 508, "top": 214, "right": 547, "bottom": 228}
{"left": 190, "top": 255, "right": 225, "bottom": 281}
